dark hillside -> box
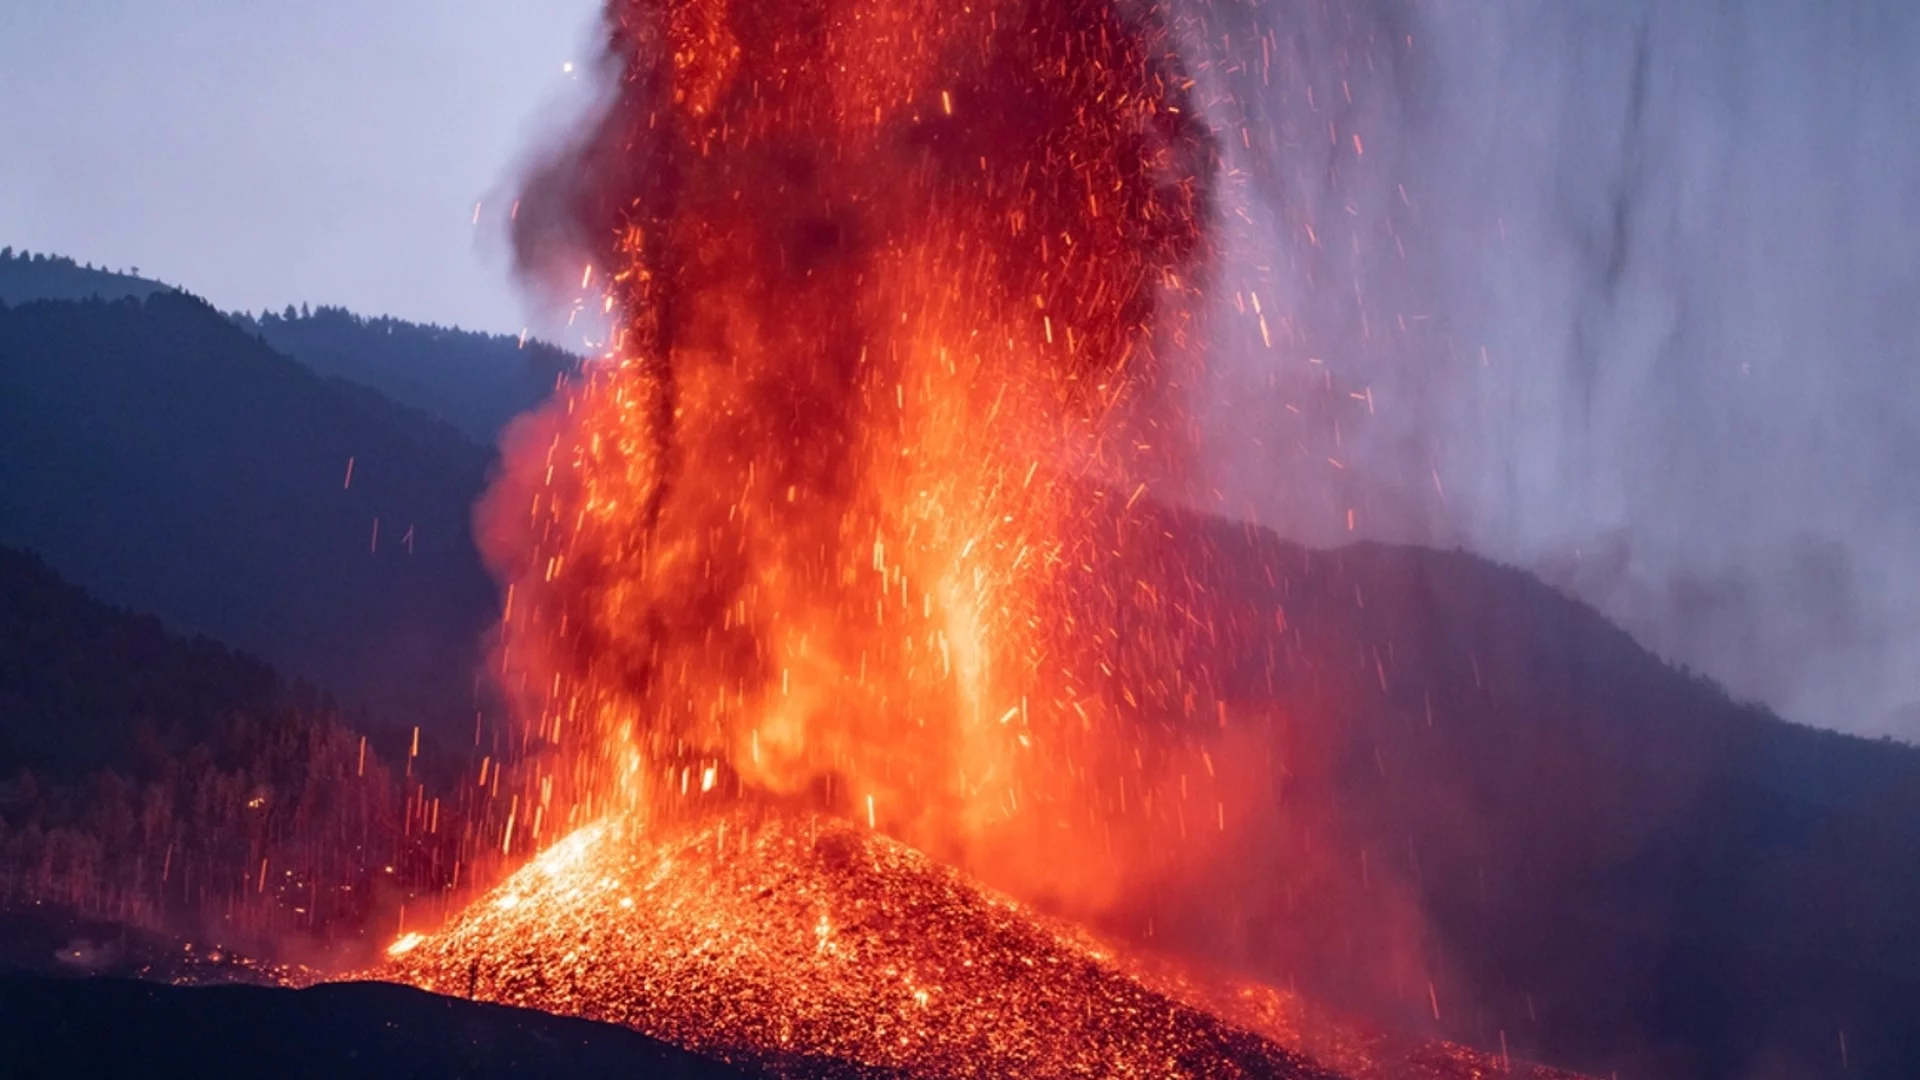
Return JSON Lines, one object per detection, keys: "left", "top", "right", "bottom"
{"left": 0, "top": 247, "right": 573, "bottom": 447}
{"left": 0, "top": 546, "right": 455, "bottom": 952}
{"left": 1098, "top": 501, "right": 1920, "bottom": 1080}
{"left": 233, "top": 306, "right": 573, "bottom": 444}
{"left": 0, "top": 249, "right": 168, "bottom": 305}
{"left": 0, "top": 545, "right": 283, "bottom": 781}
{"left": 0, "top": 293, "right": 495, "bottom": 729}
{"left": 0, "top": 974, "right": 768, "bottom": 1080}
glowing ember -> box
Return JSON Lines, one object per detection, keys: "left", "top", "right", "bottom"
{"left": 478, "top": 0, "right": 1219, "bottom": 891}
{"left": 386, "top": 813, "right": 1586, "bottom": 1079}
{"left": 375, "top": 0, "right": 1564, "bottom": 1075}
{"left": 387, "top": 812, "right": 1331, "bottom": 1078}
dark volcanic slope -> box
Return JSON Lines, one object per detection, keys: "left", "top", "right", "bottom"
{"left": 0, "top": 292, "right": 495, "bottom": 728}
{"left": 0, "top": 973, "right": 766, "bottom": 1080}
{"left": 1094, "top": 501, "right": 1920, "bottom": 1080}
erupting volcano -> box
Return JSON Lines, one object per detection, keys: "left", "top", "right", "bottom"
{"left": 380, "top": 0, "right": 1532, "bottom": 1075}
{"left": 479, "top": 0, "right": 1222, "bottom": 870}
{"left": 389, "top": 812, "right": 1329, "bottom": 1077}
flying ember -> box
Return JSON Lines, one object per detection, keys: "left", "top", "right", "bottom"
{"left": 386, "top": 0, "right": 1305, "bottom": 1072}
{"left": 479, "top": 0, "right": 1219, "bottom": 890}
{"left": 389, "top": 811, "right": 1334, "bottom": 1078}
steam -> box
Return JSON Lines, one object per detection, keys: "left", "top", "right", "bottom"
{"left": 1188, "top": 0, "right": 1920, "bottom": 738}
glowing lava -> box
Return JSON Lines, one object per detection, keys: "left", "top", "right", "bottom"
{"left": 385, "top": 813, "right": 1587, "bottom": 1079}
{"left": 476, "top": 0, "right": 1219, "bottom": 895}
{"left": 374, "top": 0, "right": 1562, "bottom": 1076}
{"left": 388, "top": 812, "right": 1332, "bottom": 1078}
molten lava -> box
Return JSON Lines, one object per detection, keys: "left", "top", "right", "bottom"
{"left": 376, "top": 0, "right": 1575, "bottom": 1077}
{"left": 479, "top": 0, "right": 1220, "bottom": 892}
{"left": 386, "top": 812, "right": 1585, "bottom": 1079}
{"left": 388, "top": 812, "right": 1328, "bottom": 1078}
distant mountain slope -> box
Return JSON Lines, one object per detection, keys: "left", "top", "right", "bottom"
{"left": 1088, "top": 501, "right": 1920, "bottom": 1080}
{"left": 1, "top": 247, "right": 572, "bottom": 446}
{"left": 0, "top": 545, "right": 441, "bottom": 950}
{"left": 0, "top": 249, "right": 168, "bottom": 305}
{"left": 0, "top": 292, "right": 496, "bottom": 730}
{"left": 231, "top": 307, "right": 573, "bottom": 444}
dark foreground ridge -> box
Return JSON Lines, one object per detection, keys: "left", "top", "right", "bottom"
{"left": 0, "top": 971, "right": 772, "bottom": 1080}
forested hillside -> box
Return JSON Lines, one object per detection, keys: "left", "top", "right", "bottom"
{"left": 0, "top": 249, "right": 167, "bottom": 305}
{"left": 0, "top": 546, "right": 453, "bottom": 956}
{"left": 233, "top": 306, "right": 572, "bottom": 444}
{"left": 0, "top": 248, "right": 574, "bottom": 447}
{"left": 0, "top": 292, "right": 496, "bottom": 728}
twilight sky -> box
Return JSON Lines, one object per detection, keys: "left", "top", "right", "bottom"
{"left": 0, "top": 0, "right": 600, "bottom": 335}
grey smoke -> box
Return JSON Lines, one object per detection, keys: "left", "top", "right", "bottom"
{"left": 1186, "top": 0, "right": 1920, "bottom": 738}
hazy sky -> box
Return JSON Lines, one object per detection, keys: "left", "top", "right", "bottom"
{"left": 0, "top": 1, "right": 601, "bottom": 334}
{"left": 1190, "top": 0, "right": 1920, "bottom": 740}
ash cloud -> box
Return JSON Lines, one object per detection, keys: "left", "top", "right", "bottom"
{"left": 1186, "top": 0, "right": 1920, "bottom": 738}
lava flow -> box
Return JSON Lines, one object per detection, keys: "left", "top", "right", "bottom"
{"left": 388, "top": 0, "right": 1390, "bottom": 1075}
{"left": 384, "top": 809, "right": 1586, "bottom": 1079}
{"left": 388, "top": 811, "right": 1335, "bottom": 1078}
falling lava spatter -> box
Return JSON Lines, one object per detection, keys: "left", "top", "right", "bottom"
{"left": 387, "top": 0, "right": 1398, "bottom": 1076}
{"left": 477, "top": 0, "right": 1220, "bottom": 898}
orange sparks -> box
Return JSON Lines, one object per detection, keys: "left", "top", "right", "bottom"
{"left": 354, "top": 1, "right": 1412, "bottom": 1076}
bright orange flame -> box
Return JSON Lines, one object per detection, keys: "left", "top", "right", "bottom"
{"left": 480, "top": 0, "right": 1221, "bottom": 906}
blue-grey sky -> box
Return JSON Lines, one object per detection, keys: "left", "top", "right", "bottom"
{"left": 1, "top": 1, "right": 600, "bottom": 334}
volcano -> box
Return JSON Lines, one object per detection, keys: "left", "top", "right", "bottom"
{"left": 384, "top": 811, "right": 1582, "bottom": 1080}
{"left": 375, "top": 0, "right": 1569, "bottom": 1071}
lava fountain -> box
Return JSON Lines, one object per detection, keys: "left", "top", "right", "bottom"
{"left": 382, "top": 0, "right": 1337, "bottom": 1074}
{"left": 481, "top": 0, "right": 1221, "bottom": 903}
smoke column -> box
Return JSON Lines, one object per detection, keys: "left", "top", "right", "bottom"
{"left": 1186, "top": 0, "right": 1920, "bottom": 739}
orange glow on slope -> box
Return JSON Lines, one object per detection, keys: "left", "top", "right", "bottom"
{"left": 386, "top": 812, "right": 1587, "bottom": 1079}
{"left": 388, "top": 812, "right": 1329, "bottom": 1078}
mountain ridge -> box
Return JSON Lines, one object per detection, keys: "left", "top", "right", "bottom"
{"left": 0, "top": 289, "right": 497, "bottom": 728}
{"left": 0, "top": 247, "right": 577, "bottom": 447}
{"left": 1, "top": 249, "right": 1915, "bottom": 1077}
